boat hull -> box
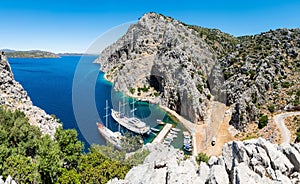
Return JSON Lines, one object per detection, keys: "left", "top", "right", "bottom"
{"left": 111, "top": 109, "right": 150, "bottom": 134}
{"left": 97, "top": 123, "right": 122, "bottom": 150}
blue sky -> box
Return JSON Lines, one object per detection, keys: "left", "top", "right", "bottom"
{"left": 0, "top": 0, "right": 300, "bottom": 53}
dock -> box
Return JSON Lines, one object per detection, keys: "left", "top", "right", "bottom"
{"left": 152, "top": 124, "right": 173, "bottom": 143}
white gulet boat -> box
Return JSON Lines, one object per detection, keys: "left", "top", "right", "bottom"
{"left": 97, "top": 100, "right": 123, "bottom": 150}
{"left": 111, "top": 99, "right": 150, "bottom": 135}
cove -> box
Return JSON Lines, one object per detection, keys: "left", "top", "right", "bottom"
{"left": 8, "top": 56, "right": 186, "bottom": 150}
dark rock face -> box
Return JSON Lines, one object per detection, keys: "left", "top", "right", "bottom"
{"left": 0, "top": 52, "right": 60, "bottom": 137}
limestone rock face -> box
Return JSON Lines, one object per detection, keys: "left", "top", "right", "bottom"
{"left": 0, "top": 52, "right": 60, "bottom": 137}
{"left": 219, "top": 28, "right": 300, "bottom": 131}
{"left": 96, "top": 12, "right": 300, "bottom": 132}
{"left": 109, "top": 139, "right": 300, "bottom": 184}
{"left": 96, "top": 12, "right": 217, "bottom": 123}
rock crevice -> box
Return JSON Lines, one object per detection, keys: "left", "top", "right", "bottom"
{"left": 109, "top": 139, "right": 300, "bottom": 184}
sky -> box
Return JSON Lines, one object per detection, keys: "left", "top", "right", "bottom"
{"left": 0, "top": 0, "right": 300, "bottom": 53}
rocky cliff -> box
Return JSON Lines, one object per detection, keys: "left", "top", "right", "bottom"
{"left": 109, "top": 138, "right": 300, "bottom": 184}
{"left": 219, "top": 29, "right": 300, "bottom": 131}
{"left": 96, "top": 12, "right": 300, "bottom": 131}
{"left": 0, "top": 52, "right": 60, "bottom": 137}
{"left": 96, "top": 12, "right": 216, "bottom": 123}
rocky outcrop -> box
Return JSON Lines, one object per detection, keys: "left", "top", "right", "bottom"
{"left": 96, "top": 12, "right": 300, "bottom": 132}
{"left": 96, "top": 12, "right": 217, "bottom": 123}
{"left": 0, "top": 175, "right": 17, "bottom": 184}
{"left": 219, "top": 28, "right": 300, "bottom": 131}
{"left": 0, "top": 52, "right": 60, "bottom": 137}
{"left": 109, "top": 138, "right": 300, "bottom": 184}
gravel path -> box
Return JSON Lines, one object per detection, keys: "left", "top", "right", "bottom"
{"left": 273, "top": 111, "right": 300, "bottom": 144}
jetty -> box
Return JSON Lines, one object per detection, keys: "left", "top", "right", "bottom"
{"left": 152, "top": 123, "right": 173, "bottom": 143}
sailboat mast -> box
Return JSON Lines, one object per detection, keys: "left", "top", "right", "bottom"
{"left": 104, "top": 100, "right": 109, "bottom": 128}
{"left": 131, "top": 99, "right": 136, "bottom": 118}
{"left": 118, "top": 101, "right": 121, "bottom": 132}
{"left": 122, "top": 96, "right": 126, "bottom": 115}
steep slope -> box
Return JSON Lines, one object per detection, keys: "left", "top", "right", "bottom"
{"left": 96, "top": 12, "right": 300, "bottom": 133}
{"left": 0, "top": 51, "right": 60, "bottom": 137}
{"left": 96, "top": 12, "right": 218, "bottom": 123}
{"left": 219, "top": 29, "right": 300, "bottom": 131}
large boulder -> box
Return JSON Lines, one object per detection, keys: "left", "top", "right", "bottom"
{"left": 207, "top": 165, "right": 229, "bottom": 184}
{"left": 280, "top": 143, "right": 300, "bottom": 171}
{"left": 109, "top": 139, "right": 300, "bottom": 184}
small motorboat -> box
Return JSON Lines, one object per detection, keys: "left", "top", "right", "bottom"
{"left": 171, "top": 128, "right": 181, "bottom": 132}
{"left": 151, "top": 127, "right": 160, "bottom": 132}
{"left": 157, "top": 119, "right": 165, "bottom": 125}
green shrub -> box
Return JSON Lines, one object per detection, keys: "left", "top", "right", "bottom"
{"left": 196, "top": 84, "right": 203, "bottom": 93}
{"left": 282, "top": 81, "right": 290, "bottom": 88}
{"left": 294, "top": 98, "right": 300, "bottom": 106}
{"left": 196, "top": 153, "right": 210, "bottom": 164}
{"left": 296, "top": 128, "right": 300, "bottom": 142}
{"left": 268, "top": 105, "right": 275, "bottom": 113}
{"left": 258, "top": 115, "right": 268, "bottom": 129}
{"left": 129, "top": 88, "right": 135, "bottom": 94}
{"left": 0, "top": 106, "right": 145, "bottom": 183}
{"left": 296, "top": 89, "right": 300, "bottom": 97}
{"left": 207, "top": 94, "right": 211, "bottom": 100}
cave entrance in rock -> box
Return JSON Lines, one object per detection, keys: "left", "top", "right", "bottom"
{"left": 148, "top": 75, "right": 164, "bottom": 94}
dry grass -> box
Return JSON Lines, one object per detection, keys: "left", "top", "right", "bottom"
{"left": 285, "top": 115, "right": 300, "bottom": 142}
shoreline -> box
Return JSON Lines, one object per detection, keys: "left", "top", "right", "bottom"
{"left": 103, "top": 72, "right": 114, "bottom": 84}
{"left": 102, "top": 71, "right": 199, "bottom": 155}
{"left": 159, "top": 105, "right": 198, "bottom": 156}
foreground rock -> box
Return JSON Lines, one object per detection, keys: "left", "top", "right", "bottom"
{"left": 0, "top": 175, "right": 17, "bottom": 184}
{"left": 0, "top": 52, "right": 60, "bottom": 137}
{"left": 109, "top": 138, "right": 300, "bottom": 184}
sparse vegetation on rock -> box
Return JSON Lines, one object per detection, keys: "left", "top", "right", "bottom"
{"left": 95, "top": 12, "right": 300, "bottom": 133}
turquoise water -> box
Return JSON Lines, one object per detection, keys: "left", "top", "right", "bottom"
{"left": 8, "top": 56, "right": 185, "bottom": 149}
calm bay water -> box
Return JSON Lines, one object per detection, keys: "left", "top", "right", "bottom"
{"left": 8, "top": 56, "right": 185, "bottom": 149}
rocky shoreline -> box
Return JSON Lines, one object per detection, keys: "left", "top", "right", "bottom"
{"left": 0, "top": 52, "right": 60, "bottom": 138}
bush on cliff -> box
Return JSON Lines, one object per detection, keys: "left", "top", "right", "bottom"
{"left": 0, "top": 107, "right": 146, "bottom": 184}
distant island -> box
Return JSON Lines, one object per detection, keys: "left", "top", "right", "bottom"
{"left": 58, "top": 53, "right": 98, "bottom": 56}
{"left": 2, "top": 49, "right": 60, "bottom": 58}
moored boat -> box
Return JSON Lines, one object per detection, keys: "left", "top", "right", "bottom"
{"left": 157, "top": 119, "right": 165, "bottom": 125}
{"left": 111, "top": 99, "right": 150, "bottom": 134}
{"left": 151, "top": 127, "right": 160, "bottom": 132}
{"left": 97, "top": 122, "right": 122, "bottom": 150}
{"left": 96, "top": 100, "right": 123, "bottom": 150}
{"left": 171, "top": 127, "right": 181, "bottom": 132}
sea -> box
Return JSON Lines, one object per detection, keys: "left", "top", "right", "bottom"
{"left": 8, "top": 56, "right": 186, "bottom": 150}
